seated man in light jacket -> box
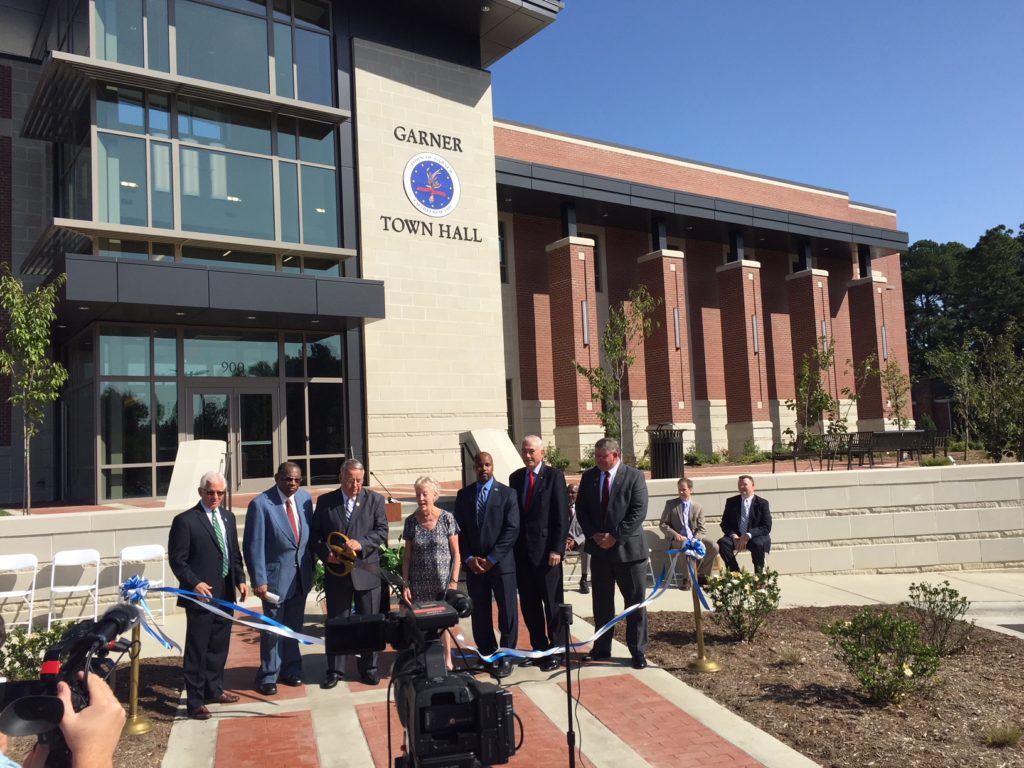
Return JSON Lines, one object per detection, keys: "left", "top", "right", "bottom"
{"left": 658, "top": 477, "right": 719, "bottom": 587}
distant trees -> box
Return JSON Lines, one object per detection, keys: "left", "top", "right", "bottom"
{"left": 905, "top": 223, "right": 1024, "bottom": 459}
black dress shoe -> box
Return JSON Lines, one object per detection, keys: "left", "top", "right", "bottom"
{"left": 359, "top": 670, "right": 381, "bottom": 686}
{"left": 582, "top": 650, "right": 611, "bottom": 663}
{"left": 279, "top": 675, "right": 303, "bottom": 687}
{"left": 538, "top": 655, "right": 562, "bottom": 672}
{"left": 187, "top": 705, "right": 212, "bottom": 721}
{"left": 579, "top": 580, "right": 590, "bottom": 594}
{"left": 257, "top": 683, "right": 277, "bottom": 696}
{"left": 320, "top": 672, "right": 342, "bottom": 690}
{"left": 492, "top": 659, "right": 513, "bottom": 679}
{"left": 632, "top": 654, "right": 648, "bottom": 670}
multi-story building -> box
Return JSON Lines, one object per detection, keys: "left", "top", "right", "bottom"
{"left": 0, "top": 0, "right": 908, "bottom": 505}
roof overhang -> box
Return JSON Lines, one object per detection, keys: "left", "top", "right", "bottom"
{"left": 22, "top": 51, "right": 351, "bottom": 143}
{"left": 54, "top": 253, "right": 384, "bottom": 341}
{"left": 496, "top": 158, "right": 910, "bottom": 257}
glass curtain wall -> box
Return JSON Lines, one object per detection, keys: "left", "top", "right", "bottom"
{"left": 94, "top": 84, "right": 340, "bottom": 250}
{"left": 94, "top": 324, "right": 345, "bottom": 500}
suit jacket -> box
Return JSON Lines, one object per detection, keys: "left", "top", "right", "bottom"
{"left": 567, "top": 505, "right": 585, "bottom": 547}
{"left": 454, "top": 479, "right": 519, "bottom": 575}
{"left": 576, "top": 463, "right": 649, "bottom": 563}
{"left": 311, "top": 488, "right": 388, "bottom": 591}
{"left": 659, "top": 498, "right": 708, "bottom": 541}
{"left": 243, "top": 487, "right": 314, "bottom": 601}
{"left": 720, "top": 494, "right": 772, "bottom": 547}
{"left": 509, "top": 464, "right": 569, "bottom": 566}
{"left": 168, "top": 503, "right": 246, "bottom": 608}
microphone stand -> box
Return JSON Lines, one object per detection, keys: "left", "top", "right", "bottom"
{"left": 369, "top": 470, "right": 398, "bottom": 503}
{"left": 559, "top": 602, "right": 576, "bottom": 768}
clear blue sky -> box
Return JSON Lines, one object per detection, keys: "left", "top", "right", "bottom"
{"left": 490, "top": 0, "right": 1024, "bottom": 247}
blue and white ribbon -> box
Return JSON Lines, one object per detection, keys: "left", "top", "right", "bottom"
{"left": 674, "top": 539, "right": 713, "bottom": 611}
{"left": 120, "top": 575, "right": 181, "bottom": 651}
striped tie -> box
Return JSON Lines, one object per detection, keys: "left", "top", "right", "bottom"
{"left": 476, "top": 486, "right": 487, "bottom": 526}
{"left": 212, "top": 510, "right": 229, "bottom": 577}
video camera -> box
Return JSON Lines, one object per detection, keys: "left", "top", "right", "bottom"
{"left": 0, "top": 604, "right": 137, "bottom": 768}
{"left": 326, "top": 586, "right": 518, "bottom": 768}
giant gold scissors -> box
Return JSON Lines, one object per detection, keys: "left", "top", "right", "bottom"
{"left": 325, "top": 531, "right": 358, "bottom": 577}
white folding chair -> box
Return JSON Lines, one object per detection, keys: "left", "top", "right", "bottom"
{"left": 118, "top": 544, "right": 167, "bottom": 619}
{"left": 0, "top": 553, "right": 39, "bottom": 631}
{"left": 48, "top": 548, "right": 101, "bottom": 630}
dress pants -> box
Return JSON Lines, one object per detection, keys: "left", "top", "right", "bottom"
{"left": 182, "top": 578, "right": 232, "bottom": 710}
{"left": 257, "top": 588, "right": 306, "bottom": 684}
{"left": 590, "top": 555, "right": 648, "bottom": 657}
{"left": 516, "top": 560, "right": 564, "bottom": 651}
{"left": 466, "top": 568, "right": 518, "bottom": 655}
{"left": 718, "top": 534, "right": 770, "bottom": 573}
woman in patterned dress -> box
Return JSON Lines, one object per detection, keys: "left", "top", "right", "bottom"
{"left": 401, "top": 475, "right": 461, "bottom": 668}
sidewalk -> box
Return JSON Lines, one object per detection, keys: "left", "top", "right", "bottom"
{"left": 142, "top": 569, "right": 1024, "bottom": 768}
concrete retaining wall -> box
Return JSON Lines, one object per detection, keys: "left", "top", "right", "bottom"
{"left": 2, "top": 463, "right": 1022, "bottom": 626}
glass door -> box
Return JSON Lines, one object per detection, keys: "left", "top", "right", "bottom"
{"left": 185, "top": 385, "right": 279, "bottom": 493}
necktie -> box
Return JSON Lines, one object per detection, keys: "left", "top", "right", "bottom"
{"left": 739, "top": 499, "right": 750, "bottom": 537}
{"left": 476, "top": 485, "right": 487, "bottom": 526}
{"left": 345, "top": 496, "right": 354, "bottom": 523}
{"left": 525, "top": 471, "right": 537, "bottom": 511}
{"left": 212, "top": 509, "right": 229, "bottom": 577}
{"left": 285, "top": 497, "right": 299, "bottom": 543}
{"left": 600, "top": 472, "right": 610, "bottom": 525}
{"left": 682, "top": 501, "right": 693, "bottom": 538}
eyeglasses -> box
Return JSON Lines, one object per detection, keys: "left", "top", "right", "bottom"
{"left": 201, "top": 489, "right": 226, "bottom": 496}
{"left": 279, "top": 476, "right": 303, "bottom": 484}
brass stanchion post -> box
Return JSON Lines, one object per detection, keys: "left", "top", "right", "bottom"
{"left": 124, "top": 622, "right": 153, "bottom": 736}
{"left": 687, "top": 571, "right": 720, "bottom": 673}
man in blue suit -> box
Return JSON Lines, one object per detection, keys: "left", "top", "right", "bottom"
{"left": 454, "top": 451, "right": 520, "bottom": 679}
{"left": 243, "top": 461, "right": 314, "bottom": 695}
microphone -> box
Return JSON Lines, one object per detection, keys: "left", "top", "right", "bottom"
{"left": 369, "top": 470, "right": 398, "bottom": 504}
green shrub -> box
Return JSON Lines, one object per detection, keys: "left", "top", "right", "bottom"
{"left": 704, "top": 569, "right": 781, "bottom": 641}
{"left": 545, "top": 443, "right": 571, "bottom": 471}
{"left": 0, "top": 623, "right": 69, "bottom": 680}
{"left": 684, "top": 449, "right": 724, "bottom": 467}
{"left": 633, "top": 449, "right": 651, "bottom": 471}
{"left": 739, "top": 439, "right": 772, "bottom": 464}
{"left": 578, "top": 447, "right": 596, "bottom": 470}
{"left": 380, "top": 544, "right": 405, "bottom": 577}
{"left": 921, "top": 456, "right": 953, "bottom": 467}
{"left": 824, "top": 607, "right": 941, "bottom": 704}
{"left": 905, "top": 579, "right": 974, "bottom": 656}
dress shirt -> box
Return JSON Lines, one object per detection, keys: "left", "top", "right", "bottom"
{"left": 277, "top": 488, "right": 301, "bottom": 536}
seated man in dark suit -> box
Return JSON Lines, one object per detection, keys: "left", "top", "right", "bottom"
{"left": 717, "top": 474, "right": 772, "bottom": 573}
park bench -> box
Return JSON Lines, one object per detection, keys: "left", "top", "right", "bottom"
{"left": 870, "top": 429, "right": 925, "bottom": 466}
{"left": 846, "top": 431, "right": 874, "bottom": 469}
{"left": 771, "top": 433, "right": 824, "bottom": 473}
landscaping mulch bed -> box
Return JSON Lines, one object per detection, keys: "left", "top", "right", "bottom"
{"left": 641, "top": 606, "right": 1024, "bottom": 767}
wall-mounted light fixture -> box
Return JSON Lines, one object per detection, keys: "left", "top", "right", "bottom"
{"left": 751, "top": 314, "right": 759, "bottom": 354}
{"left": 673, "top": 307, "right": 681, "bottom": 350}
{"left": 581, "top": 300, "right": 589, "bottom": 346}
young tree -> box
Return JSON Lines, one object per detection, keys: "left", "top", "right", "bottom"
{"left": 879, "top": 359, "right": 912, "bottom": 430}
{"left": 785, "top": 342, "right": 839, "bottom": 443}
{"left": 925, "top": 345, "right": 975, "bottom": 463}
{"left": 574, "top": 285, "right": 661, "bottom": 442}
{"left": 0, "top": 267, "right": 68, "bottom": 514}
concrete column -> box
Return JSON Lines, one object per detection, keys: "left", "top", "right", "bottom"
{"left": 785, "top": 268, "right": 837, "bottom": 429}
{"left": 638, "top": 249, "right": 696, "bottom": 438}
{"left": 547, "top": 236, "right": 604, "bottom": 463}
{"left": 716, "top": 259, "right": 773, "bottom": 453}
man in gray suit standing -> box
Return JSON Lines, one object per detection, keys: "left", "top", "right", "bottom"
{"left": 243, "top": 461, "right": 314, "bottom": 695}
{"left": 576, "top": 438, "right": 650, "bottom": 669}
{"left": 311, "top": 458, "right": 389, "bottom": 687}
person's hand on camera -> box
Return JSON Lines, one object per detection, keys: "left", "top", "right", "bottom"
{"left": 59, "top": 672, "right": 125, "bottom": 768}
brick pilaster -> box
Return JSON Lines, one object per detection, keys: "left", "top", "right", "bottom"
{"left": 716, "top": 260, "right": 773, "bottom": 452}
{"left": 785, "top": 268, "right": 836, "bottom": 423}
{"left": 847, "top": 274, "right": 888, "bottom": 426}
{"left": 547, "top": 236, "right": 603, "bottom": 462}
{"left": 638, "top": 249, "right": 695, "bottom": 431}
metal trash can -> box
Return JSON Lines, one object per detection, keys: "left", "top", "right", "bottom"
{"left": 648, "top": 424, "right": 685, "bottom": 479}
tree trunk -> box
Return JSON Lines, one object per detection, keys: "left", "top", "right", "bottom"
{"left": 23, "top": 423, "right": 31, "bottom": 515}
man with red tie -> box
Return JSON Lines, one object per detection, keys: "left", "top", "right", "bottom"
{"left": 509, "top": 436, "right": 569, "bottom": 672}
{"left": 243, "top": 461, "right": 314, "bottom": 695}
{"left": 575, "top": 438, "right": 650, "bottom": 669}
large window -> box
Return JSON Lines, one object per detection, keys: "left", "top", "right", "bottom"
{"left": 95, "top": 85, "right": 339, "bottom": 248}
{"left": 95, "top": 0, "right": 334, "bottom": 105}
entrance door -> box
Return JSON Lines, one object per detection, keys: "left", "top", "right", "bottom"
{"left": 186, "top": 385, "right": 279, "bottom": 493}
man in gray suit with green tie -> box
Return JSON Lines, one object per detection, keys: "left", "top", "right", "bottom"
{"left": 575, "top": 437, "right": 650, "bottom": 669}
